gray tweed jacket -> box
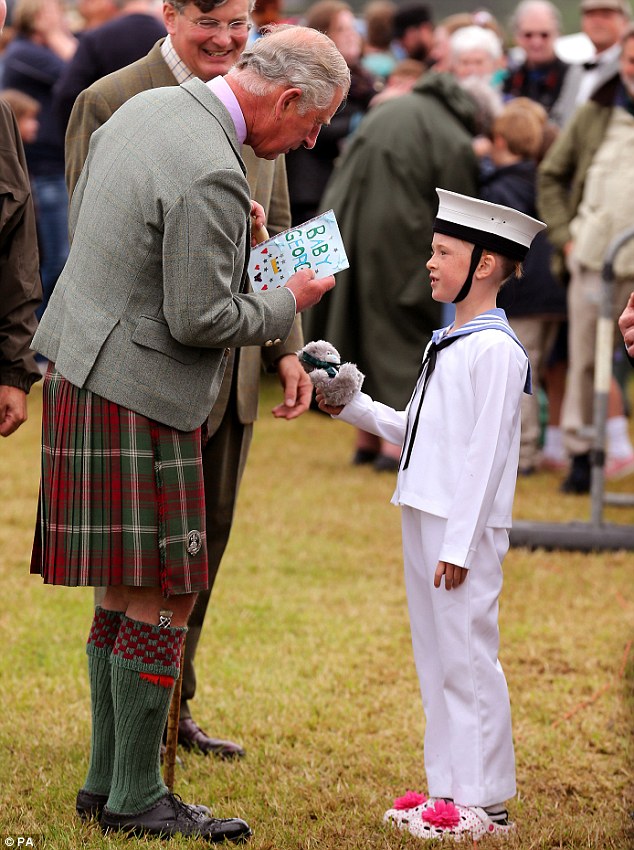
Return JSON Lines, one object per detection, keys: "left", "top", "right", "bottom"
{"left": 32, "top": 78, "right": 296, "bottom": 430}
{"left": 64, "top": 40, "right": 303, "bottom": 435}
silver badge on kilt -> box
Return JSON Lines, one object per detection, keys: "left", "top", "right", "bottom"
{"left": 187, "top": 530, "right": 202, "bottom": 555}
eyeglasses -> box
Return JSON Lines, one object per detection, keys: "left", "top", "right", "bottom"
{"left": 520, "top": 31, "right": 554, "bottom": 39}
{"left": 179, "top": 12, "right": 252, "bottom": 34}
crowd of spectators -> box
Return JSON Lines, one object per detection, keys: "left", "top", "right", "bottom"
{"left": 1, "top": 0, "right": 633, "bottom": 493}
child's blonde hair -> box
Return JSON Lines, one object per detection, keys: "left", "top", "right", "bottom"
{"left": 492, "top": 97, "right": 546, "bottom": 161}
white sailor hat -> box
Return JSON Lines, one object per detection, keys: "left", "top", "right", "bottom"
{"left": 434, "top": 189, "right": 546, "bottom": 261}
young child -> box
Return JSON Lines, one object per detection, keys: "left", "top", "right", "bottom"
{"left": 0, "top": 88, "right": 40, "bottom": 144}
{"left": 317, "top": 189, "right": 545, "bottom": 842}
{"left": 480, "top": 98, "right": 569, "bottom": 476}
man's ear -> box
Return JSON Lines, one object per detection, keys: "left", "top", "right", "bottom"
{"left": 274, "top": 87, "right": 303, "bottom": 117}
{"left": 163, "top": 2, "right": 177, "bottom": 34}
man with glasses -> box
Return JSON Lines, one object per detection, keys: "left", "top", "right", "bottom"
{"left": 65, "top": 0, "right": 309, "bottom": 761}
{"left": 503, "top": 0, "right": 570, "bottom": 115}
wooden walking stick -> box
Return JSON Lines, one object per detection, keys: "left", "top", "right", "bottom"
{"left": 164, "top": 663, "right": 183, "bottom": 792}
{"left": 163, "top": 610, "right": 182, "bottom": 792}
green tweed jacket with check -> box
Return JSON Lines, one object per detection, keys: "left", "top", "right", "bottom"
{"left": 64, "top": 40, "right": 303, "bottom": 435}
{"left": 33, "top": 78, "right": 297, "bottom": 431}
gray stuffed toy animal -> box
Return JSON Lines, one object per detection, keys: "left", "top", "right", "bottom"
{"left": 297, "top": 340, "right": 364, "bottom": 406}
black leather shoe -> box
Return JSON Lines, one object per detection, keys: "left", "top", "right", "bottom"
{"left": 351, "top": 448, "right": 378, "bottom": 465}
{"left": 178, "top": 717, "right": 245, "bottom": 759}
{"left": 561, "top": 453, "right": 591, "bottom": 494}
{"left": 373, "top": 453, "right": 399, "bottom": 472}
{"left": 77, "top": 787, "right": 210, "bottom": 822}
{"left": 101, "top": 793, "right": 251, "bottom": 842}
{"left": 76, "top": 788, "right": 108, "bottom": 820}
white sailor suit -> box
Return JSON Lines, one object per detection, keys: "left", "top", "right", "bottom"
{"left": 337, "top": 309, "right": 530, "bottom": 807}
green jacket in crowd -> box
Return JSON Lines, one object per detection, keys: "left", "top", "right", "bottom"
{"left": 538, "top": 76, "right": 619, "bottom": 283}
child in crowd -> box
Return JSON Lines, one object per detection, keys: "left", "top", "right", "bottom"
{"left": 369, "top": 58, "right": 425, "bottom": 108}
{"left": 0, "top": 88, "right": 39, "bottom": 144}
{"left": 317, "top": 189, "right": 545, "bottom": 842}
{"left": 480, "top": 97, "right": 568, "bottom": 474}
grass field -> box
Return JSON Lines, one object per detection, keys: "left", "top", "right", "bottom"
{"left": 0, "top": 376, "right": 632, "bottom": 849}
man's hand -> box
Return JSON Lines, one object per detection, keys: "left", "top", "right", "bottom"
{"left": 271, "top": 354, "right": 312, "bottom": 419}
{"left": 285, "top": 269, "right": 335, "bottom": 313}
{"left": 0, "top": 385, "right": 28, "bottom": 437}
{"left": 618, "top": 291, "right": 634, "bottom": 357}
{"left": 434, "top": 561, "right": 468, "bottom": 591}
{"left": 315, "top": 388, "right": 344, "bottom": 416}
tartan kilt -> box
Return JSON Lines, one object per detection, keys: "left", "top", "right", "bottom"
{"left": 31, "top": 366, "right": 209, "bottom": 596}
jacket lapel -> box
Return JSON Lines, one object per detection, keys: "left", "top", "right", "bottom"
{"left": 147, "top": 41, "right": 180, "bottom": 88}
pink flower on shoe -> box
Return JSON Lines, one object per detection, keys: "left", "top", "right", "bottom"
{"left": 421, "top": 799, "right": 461, "bottom": 828}
{"left": 392, "top": 791, "right": 428, "bottom": 810}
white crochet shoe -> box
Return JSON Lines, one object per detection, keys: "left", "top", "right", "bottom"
{"left": 406, "top": 800, "right": 515, "bottom": 842}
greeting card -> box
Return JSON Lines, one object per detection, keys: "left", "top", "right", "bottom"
{"left": 248, "top": 209, "right": 349, "bottom": 291}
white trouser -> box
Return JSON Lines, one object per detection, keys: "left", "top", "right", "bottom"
{"left": 401, "top": 507, "right": 516, "bottom": 807}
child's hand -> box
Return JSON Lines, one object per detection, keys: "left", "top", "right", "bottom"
{"left": 434, "top": 561, "right": 468, "bottom": 590}
{"left": 315, "top": 388, "right": 344, "bottom": 416}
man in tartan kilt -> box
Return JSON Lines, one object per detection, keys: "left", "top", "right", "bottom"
{"left": 30, "top": 26, "right": 350, "bottom": 842}
{"left": 64, "top": 0, "right": 316, "bottom": 761}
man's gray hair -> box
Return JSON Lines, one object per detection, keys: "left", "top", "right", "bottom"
{"left": 450, "top": 24, "right": 503, "bottom": 61}
{"left": 510, "top": 0, "right": 562, "bottom": 35}
{"left": 229, "top": 24, "right": 351, "bottom": 113}
{"left": 166, "top": 0, "right": 256, "bottom": 14}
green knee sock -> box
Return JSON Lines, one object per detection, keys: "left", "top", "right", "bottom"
{"left": 107, "top": 615, "right": 187, "bottom": 815}
{"left": 83, "top": 606, "right": 123, "bottom": 795}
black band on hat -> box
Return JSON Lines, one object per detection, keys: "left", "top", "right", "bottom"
{"left": 434, "top": 217, "right": 529, "bottom": 261}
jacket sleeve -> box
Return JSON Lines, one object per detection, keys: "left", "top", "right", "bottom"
{"left": 162, "top": 167, "right": 296, "bottom": 349}
{"left": 537, "top": 107, "right": 588, "bottom": 252}
{"left": 336, "top": 391, "right": 407, "bottom": 446}
{"left": 0, "top": 104, "right": 42, "bottom": 391}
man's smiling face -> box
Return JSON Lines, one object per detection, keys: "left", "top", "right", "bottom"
{"left": 164, "top": 0, "right": 251, "bottom": 81}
